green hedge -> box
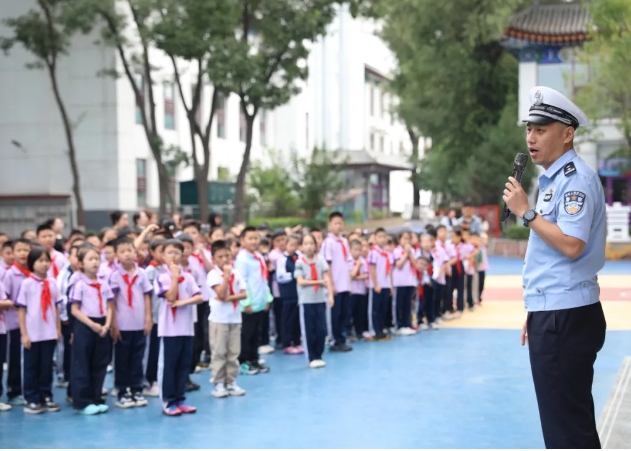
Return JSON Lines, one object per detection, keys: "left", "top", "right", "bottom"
{"left": 504, "top": 224, "right": 530, "bottom": 241}
{"left": 248, "top": 216, "right": 326, "bottom": 230}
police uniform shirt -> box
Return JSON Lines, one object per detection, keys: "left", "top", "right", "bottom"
{"left": 522, "top": 149, "right": 606, "bottom": 312}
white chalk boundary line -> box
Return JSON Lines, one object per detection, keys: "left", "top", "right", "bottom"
{"left": 599, "top": 356, "right": 631, "bottom": 449}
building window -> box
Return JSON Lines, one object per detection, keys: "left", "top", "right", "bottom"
{"left": 134, "top": 73, "right": 144, "bottom": 124}
{"left": 370, "top": 132, "right": 375, "bottom": 150}
{"left": 379, "top": 135, "right": 384, "bottom": 153}
{"left": 164, "top": 83, "right": 175, "bottom": 130}
{"left": 381, "top": 92, "right": 386, "bottom": 118}
{"left": 239, "top": 110, "right": 246, "bottom": 142}
{"left": 370, "top": 82, "right": 374, "bottom": 116}
{"left": 136, "top": 158, "right": 147, "bottom": 207}
{"left": 217, "top": 166, "right": 230, "bottom": 181}
{"left": 191, "top": 83, "right": 201, "bottom": 125}
{"left": 259, "top": 109, "right": 266, "bottom": 146}
{"left": 216, "top": 93, "right": 225, "bottom": 138}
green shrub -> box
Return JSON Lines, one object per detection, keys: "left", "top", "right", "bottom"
{"left": 504, "top": 224, "right": 530, "bottom": 240}
{"left": 248, "top": 216, "right": 325, "bottom": 230}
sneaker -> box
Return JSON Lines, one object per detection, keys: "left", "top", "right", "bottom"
{"left": 257, "top": 358, "right": 266, "bottom": 365}
{"left": 24, "top": 402, "right": 45, "bottom": 414}
{"left": 443, "top": 312, "right": 455, "bottom": 320}
{"left": 294, "top": 345, "right": 305, "bottom": 354}
{"left": 453, "top": 311, "right": 463, "bottom": 319}
{"left": 176, "top": 403, "right": 197, "bottom": 414}
{"left": 185, "top": 380, "right": 200, "bottom": 392}
{"left": 211, "top": 383, "right": 229, "bottom": 398}
{"left": 55, "top": 379, "right": 69, "bottom": 388}
{"left": 65, "top": 396, "right": 72, "bottom": 404}
{"left": 330, "top": 344, "right": 353, "bottom": 352}
{"left": 143, "top": 382, "right": 160, "bottom": 397}
{"left": 106, "top": 364, "right": 113, "bottom": 373}
{"left": 115, "top": 393, "right": 135, "bottom": 409}
{"left": 96, "top": 403, "right": 109, "bottom": 413}
{"left": 258, "top": 345, "right": 275, "bottom": 355}
{"left": 0, "top": 402, "right": 12, "bottom": 412}
{"left": 43, "top": 399, "right": 61, "bottom": 412}
{"left": 8, "top": 396, "right": 26, "bottom": 406}
{"left": 348, "top": 335, "right": 357, "bottom": 343}
{"left": 283, "top": 346, "right": 297, "bottom": 354}
{"left": 419, "top": 323, "right": 430, "bottom": 331}
{"left": 162, "top": 405, "right": 181, "bottom": 416}
{"left": 254, "top": 362, "right": 270, "bottom": 373}
{"left": 133, "top": 393, "right": 148, "bottom": 407}
{"left": 78, "top": 404, "right": 101, "bottom": 415}
{"left": 309, "top": 359, "right": 326, "bottom": 368}
{"left": 362, "top": 331, "right": 372, "bottom": 340}
{"left": 429, "top": 322, "right": 440, "bottom": 330}
{"left": 109, "top": 388, "right": 118, "bottom": 397}
{"left": 435, "top": 317, "right": 444, "bottom": 325}
{"left": 239, "top": 362, "right": 259, "bottom": 375}
{"left": 226, "top": 383, "right": 246, "bottom": 396}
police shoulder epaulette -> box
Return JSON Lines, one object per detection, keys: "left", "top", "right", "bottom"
{"left": 563, "top": 162, "right": 577, "bottom": 176}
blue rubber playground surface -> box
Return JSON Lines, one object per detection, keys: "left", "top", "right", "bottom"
{"left": 1, "top": 257, "right": 630, "bottom": 448}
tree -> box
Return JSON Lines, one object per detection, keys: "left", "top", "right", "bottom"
{"left": 248, "top": 150, "right": 300, "bottom": 217}
{"left": 150, "top": 0, "right": 239, "bottom": 222}
{"left": 0, "top": 0, "right": 97, "bottom": 227}
{"left": 211, "top": 0, "right": 348, "bottom": 222}
{"left": 575, "top": 0, "right": 631, "bottom": 159}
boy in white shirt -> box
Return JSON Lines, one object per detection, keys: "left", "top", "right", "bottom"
{"left": 206, "top": 240, "right": 247, "bottom": 398}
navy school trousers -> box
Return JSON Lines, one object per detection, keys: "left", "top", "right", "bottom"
{"left": 23, "top": 339, "right": 57, "bottom": 404}
{"left": 451, "top": 265, "right": 465, "bottom": 312}
{"left": 370, "top": 287, "right": 390, "bottom": 337}
{"left": 351, "top": 293, "right": 369, "bottom": 335}
{"left": 442, "top": 275, "right": 453, "bottom": 314}
{"left": 240, "top": 310, "right": 264, "bottom": 364}
{"left": 71, "top": 318, "right": 111, "bottom": 410}
{"left": 115, "top": 330, "right": 146, "bottom": 395}
{"left": 0, "top": 334, "right": 6, "bottom": 399}
{"left": 394, "top": 286, "right": 415, "bottom": 328}
{"left": 190, "top": 302, "right": 209, "bottom": 373}
{"left": 417, "top": 284, "right": 436, "bottom": 325}
{"left": 330, "top": 291, "right": 351, "bottom": 346}
{"left": 299, "top": 303, "right": 326, "bottom": 362}
{"left": 7, "top": 328, "right": 22, "bottom": 398}
{"left": 144, "top": 324, "right": 159, "bottom": 385}
{"left": 158, "top": 335, "right": 193, "bottom": 408}
{"left": 281, "top": 299, "right": 301, "bottom": 348}
{"left": 465, "top": 274, "right": 475, "bottom": 308}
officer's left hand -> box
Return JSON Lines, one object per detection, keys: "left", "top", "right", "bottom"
{"left": 503, "top": 176, "right": 530, "bottom": 218}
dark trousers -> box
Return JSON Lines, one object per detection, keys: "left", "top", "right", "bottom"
{"left": 71, "top": 318, "right": 111, "bottom": 410}
{"left": 330, "top": 291, "right": 351, "bottom": 346}
{"left": 351, "top": 294, "right": 369, "bottom": 335}
{"left": 417, "top": 285, "right": 435, "bottom": 325}
{"left": 451, "top": 265, "right": 465, "bottom": 311}
{"left": 442, "top": 275, "right": 453, "bottom": 314}
{"left": 371, "top": 288, "right": 390, "bottom": 338}
{"left": 478, "top": 271, "right": 486, "bottom": 302}
{"left": 159, "top": 335, "right": 193, "bottom": 408}
{"left": 281, "top": 300, "right": 301, "bottom": 348}
{"left": 0, "top": 334, "right": 5, "bottom": 398}
{"left": 240, "top": 310, "right": 264, "bottom": 364}
{"left": 190, "top": 303, "right": 209, "bottom": 373}
{"left": 395, "top": 286, "right": 414, "bottom": 328}
{"left": 115, "top": 330, "right": 146, "bottom": 395}
{"left": 527, "top": 302, "right": 606, "bottom": 449}
{"left": 260, "top": 297, "right": 282, "bottom": 346}
{"left": 433, "top": 283, "right": 445, "bottom": 320}
{"left": 60, "top": 322, "right": 72, "bottom": 381}
{"left": 7, "top": 328, "right": 21, "bottom": 398}
{"left": 145, "top": 324, "right": 159, "bottom": 385}
{"left": 465, "top": 275, "right": 475, "bottom": 308}
{"left": 299, "top": 303, "right": 326, "bottom": 361}
{"left": 23, "top": 339, "right": 56, "bottom": 404}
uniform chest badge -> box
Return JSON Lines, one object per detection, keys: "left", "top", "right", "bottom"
{"left": 564, "top": 191, "right": 586, "bottom": 215}
{"left": 543, "top": 189, "right": 553, "bottom": 202}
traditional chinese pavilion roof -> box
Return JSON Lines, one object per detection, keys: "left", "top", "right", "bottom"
{"left": 503, "top": 2, "right": 590, "bottom": 46}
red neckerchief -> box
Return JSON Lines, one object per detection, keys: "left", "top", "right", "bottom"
{"left": 51, "top": 253, "right": 60, "bottom": 278}
{"left": 172, "top": 275, "right": 185, "bottom": 320}
{"left": 332, "top": 235, "right": 348, "bottom": 259}
{"left": 13, "top": 263, "right": 31, "bottom": 278}
{"left": 89, "top": 282, "right": 104, "bottom": 315}
{"left": 31, "top": 275, "right": 52, "bottom": 323}
{"left": 251, "top": 252, "right": 268, "bottom": 281}
{"left": 121, "top": 270, "right": 138, "bottom": 309}
{"left": 191, "top": 251, "right": 204, "bottom": 265}
{"left": 372, "top": 246, "right": 391, "bottom": 276}
{"left": 149, "top": 261, "right": 159, "bottom": 267}
{"left": 301, "top": 256, "right": 319, "bottom": 292}
{"left": 455, "top": 243, "right": 462, "bottom": 276}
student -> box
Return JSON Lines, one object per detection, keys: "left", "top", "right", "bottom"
{"left": 0, "top": 240, "right": 14, "bottom": 280}
{"left": 415, "top": 233, "right": 439, "bottom": 329}
{"left": 310, "top": 228, "right": 324, "bottom": 251}
{"left": 264, "top": 230, "right": 287, "bottom": 354}
{"left": 228, "top": 238, "right": 240, "bottom": 264}
{"left": 449, "top": 227, "right": 473, "bottom": 316}
{"left": 321, "top": 212, "right": 353, "bottom": 352}
{"left": 37, "top": 223, "right": 69, "bottom": 280}
{"left": 476, "top": 233, "right": 489, "bottom": 305}
{"left": 0, "top": 278, "right": 14, "bottom": 411}
{"left": 68, "top": 246, "right": 114, "bottom": 415}
{"left": 143, "top": 238, "right": 165, "bottom": 397}
{"left": 295, "top": 234, "right": 334, "bottom": 368}
{"left": 235, "top": 226, "right": 273, "bottom": 375}
{"left": 463, "top": 232, "right": 479, "bottom": 311}
{"left": 3, "top": 238, "right": 33, "bottom": 405}
{"left": 368, "top": 228, "right": 394, "bottom": 341}
{"left": 98, "top": 240, "right": 116, "bottom": 281}
{"left": 349, "top": 240, "right": 370, "bottom": 340}
{"left": 85, "top": 233, "right": 101, "bottom": 249}
{"left": 182, "top": 220, "right": 213, "bottom": 272}
{"left": 206, "top": 240, "right": 247, "bottom": 398}
{"left": 392, "top": 231, "right": 418, "bottom": 335}
{"left": 154, "top": 239, "right": 203, "bottom": 416}
{"left": 16, "top": 247, "right": 62, "bottom": 414}
{"left": 275, "top": 234, "right": 303, "bottom": 354}
{"left": 108, "top": 237, "right": 153, "bottom": 408}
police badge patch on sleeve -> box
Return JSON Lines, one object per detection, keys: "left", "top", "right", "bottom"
{"left": 564, "top": 191, "right": 586, "bottom": 215}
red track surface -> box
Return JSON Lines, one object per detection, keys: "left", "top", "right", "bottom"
{"left": 483, "top": 287, "right": 630, "bottom": 301}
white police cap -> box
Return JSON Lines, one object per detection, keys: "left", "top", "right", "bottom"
{"left": 524, "top": 86, "right": 589, "bottom": 128}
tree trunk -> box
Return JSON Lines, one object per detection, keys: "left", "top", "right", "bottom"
{"left": 408, "top": 127, "right": 421, "bottom": 220}
{"left": 190, "top": 123, "right": 209, "bottom": 222}
{"left": 235, "top": 109, "right": 256, "bottom": 223}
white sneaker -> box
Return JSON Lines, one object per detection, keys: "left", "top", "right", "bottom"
{"left": 419, "top": 323, "right": 429, "bottom": 330}
{"left": 226, "top": 383, "right": 246, "bottom": 396}
{"left": 435, "top": 317, "right": 444, "bottom": 325}
{"left": 142, "top": 382, "right": 159, "bottom": 397}
{"left": 211, "top": 383, "right": 229, "bottom": 398}
{"left": 309, "top": 359, "right": 326, "bottom": 369}
{"left": 429, "top": 322, "right": 440, "bottom": 330}
{"left": 110, "top": 387, "right": 118, "bottom": 397}
{"left": 443, "top": 312, "right": 455, "bottom": 320}
{"left": 453, "top": 311, "right": 463, "bottom": 319}
{"left": 107, "top": 364, "right": 113, "bottom": 373}
{"left": 258, "top": 358, "right": 266, "bottom": 365}
{"left": 0, "top": 402, "right": 12, "bottom": 411}
{"left": 258, "top": 345, "right": 275, "bottom": 355}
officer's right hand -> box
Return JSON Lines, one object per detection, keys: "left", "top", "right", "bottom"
{"left": 520, "top": 320, "right": 528, "bottom": 346}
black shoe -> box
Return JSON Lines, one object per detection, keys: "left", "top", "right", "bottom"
{"left": 185, "top": 380, "right": 200, "bottom": 392}
{"left": 43, "top": 399, "right": 61, "bottom": 412}
{"left": 253, "top": 361, "right": 270, "bottom": 373}
{"left": 330, "top": 344, "right": 352, "bottom": 352}
{"left": 24, "top": 402, "right": 45, "bottom": 414}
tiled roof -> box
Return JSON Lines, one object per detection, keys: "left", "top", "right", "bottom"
{"left": 504, "top": 2, "right": 590, "bottom": 45}
{"left": 337, "top": 150, "right": 413, "bottom": 171}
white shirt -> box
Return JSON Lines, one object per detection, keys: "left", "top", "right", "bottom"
{"left": 206, "top": 267, "right": 244, "bottom": 324}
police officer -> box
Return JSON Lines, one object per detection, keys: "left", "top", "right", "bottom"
{"left": 503, "top": 86, "right": 607, "bottom": 449}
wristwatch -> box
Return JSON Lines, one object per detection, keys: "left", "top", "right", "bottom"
{"left": 522, "top": 209, "right": 537, "bottom": 227}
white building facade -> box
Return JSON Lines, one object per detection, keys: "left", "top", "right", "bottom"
{"left": 0, "top": 1, "right": 415, "bottom": 233}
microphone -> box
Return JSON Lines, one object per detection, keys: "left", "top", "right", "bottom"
{"left": 501, "top": 153, "right": 529, "bottom": 223}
